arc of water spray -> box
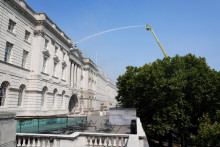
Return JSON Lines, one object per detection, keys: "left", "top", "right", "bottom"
{"left": 75, "top": 25, "right": 145, "bottom": 44}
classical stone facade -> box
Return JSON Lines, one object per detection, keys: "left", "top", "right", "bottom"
{"left": 0, "top": 0, "right": 117, "bottom": 116}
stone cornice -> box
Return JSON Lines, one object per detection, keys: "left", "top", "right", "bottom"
{"left": 5, "top": 0, "right": 37, "bottom": 25}
{"left": 36, "top": 20, "right": 72, "bottom": 48}
{"left": 5, "top": 0, "right": 73, "bottom": 48}
{"left": 34, "top": 30, "right": 45, "bottom": 37}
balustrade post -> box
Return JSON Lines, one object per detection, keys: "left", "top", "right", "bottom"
{"left": 106, "top": 137, "right": 110, "bottom": 146}
{"left": 86, "top": 136, "right": 91, "bottom": 147}
{"left": 27, "top": 137, "right": 31, "bottom": 146}
{"left": 97, "top": 136, "right": 100, "bottom": 146}
{"left": 101, "top": 137, "right": 105, "bottom": 146}
{"left": 42, "top": 139, "right": 46, "bottom": 147}
{"left": 21, "top": 138, "right": 26, "bottom": 147}
{"left": 32, "top": 138, "right": 36, "bottom": 147}
{"left": 91, "top": 136, "right": 95, "bottom": 147}
{"left": 110, "top": 137, "right": 115, "bottom": 146}
{"left": 48, "top": 139, "right": 51, "bottom": 147}
{"left": 116, "top": 137, "right": 120, "bottom": 147}
{"left": 17, "top": 138, "right": 21, "bottom": 146}
{"left": 121, "top": 137, "right": 125, "bottom": 146}
{"left": 36, "top": 138, "right": 41, "bottom": 147}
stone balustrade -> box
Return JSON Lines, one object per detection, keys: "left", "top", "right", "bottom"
{"left": 16, "top": 132, "right": 129, "bottom": 147}
{"left": 82, "top": 133, "right": 128, "bottom": 146}
{"left": 16, "top": 117, "right": 148, "bottom": 147}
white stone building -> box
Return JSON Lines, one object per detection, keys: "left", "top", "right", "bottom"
{"left": 0, "top": 0, "right": 117, "bottom": 116}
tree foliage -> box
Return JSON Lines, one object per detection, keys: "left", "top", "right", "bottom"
{"left": 116, "top": 54, "right": 220, "bottom": 146}
{"left": 191, "top": 114, "right": 220, "bottom": 147}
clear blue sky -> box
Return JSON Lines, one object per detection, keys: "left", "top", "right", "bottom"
{"left": 26, "top": 0, "right": 220, "bottom": 83}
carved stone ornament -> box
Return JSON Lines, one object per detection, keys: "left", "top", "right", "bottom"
{"left": 62, "top": 60, "right": 67, "bottom": 67}
{"left": 34, "top": 30, "right": 45, "bottom": 37}
{"left": 42, "top": 49, "right": 50, "bottom": 58}
{"left": 53, "top": 55, "right": 60, "bottom": 63}
{"left": 51, "top": 38, "right": 56, "bottom": 45}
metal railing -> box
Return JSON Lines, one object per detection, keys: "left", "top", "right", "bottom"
{"left": 16, "top": 116, "right": 87, "bottom": 133}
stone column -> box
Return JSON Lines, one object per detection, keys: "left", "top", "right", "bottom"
{"left": 70, "top": 61, "right": 73, "bottom": 87}
{"left": 78, "top": 67, "right": 81, "bottom": 89}
{"left": 72, "top": 62, "right": 75, "bottom": 88}
{"left": 81, "top": 69, "right": 84, "bottom": 89}
{"left": 74, "top": 64, "right": 77, "bottom": 88}
{"left": 76, "top": 66, "right": 79, "bottom": 89}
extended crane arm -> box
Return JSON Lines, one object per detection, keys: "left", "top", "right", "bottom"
{"left": 146, "top": 24, "right": 168, "bottom": 58}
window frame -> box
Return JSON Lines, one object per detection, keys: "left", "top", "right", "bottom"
{"left": 4, "top": 42, "right": 13, "bottom": 62}
{"left": 62, "top": 66, "right": 65, "bottom": 80}
{"left": 55, "top": 46, "right": 58, "bottom": 55}
{"left": 53, "top": 62, "right": 57, "bottom": 77}
{"left": 8, "top": 19, "right": 16, "bottom": 32}
{"left": 53, "top": 89, "right": 57, "bottom": 107}
{"left": 42, "top": 56, "right": 48, "bottom": 73}
{"left": 41, "top": 87, "right": 47, "bottom": 107}
{"left": 22, "top": 50, "right": 28, "bottom": 68}
{"left": 24, "top": 30, "right": 30, "bottom": 42}
{"left": 18, "top": 85, "right": 25, "bottom": 107}
{"left": 44, "top": 39, "right": 49, "bottom": 49}
{"left": 0, "top": 82, "right": 9, "bottom": 107}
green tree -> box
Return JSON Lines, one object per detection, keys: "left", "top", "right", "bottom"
{"left": 191, "top": 114, "right": 220, "bottom": 147}
{"left": 116, "top": 54, "right": 220, "bottom": 147}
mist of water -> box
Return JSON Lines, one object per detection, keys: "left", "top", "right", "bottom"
{"left": 75, "top": 25, "right": 146, "bottom": 44}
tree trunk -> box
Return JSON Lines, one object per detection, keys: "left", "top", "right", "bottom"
{"left": 168, "top": 130, "right": 172, "bottom": 147}
{"left": 159, "top": 135, "right": 163, "bottom": 147}
{"left": 180, "top": 127, "right": 188, "bottom": 147}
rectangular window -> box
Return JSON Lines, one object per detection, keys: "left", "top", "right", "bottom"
{"left": 22, "top": 50, "right": 28, "bottom": 68}
{"left": 4, "top": 42, "right": 13, "bottom": 62}
{"left": 55, "top": 46, "right": 58, "bottom": 55}
{"left": 62, "top": 66, "right": 65, "bottom": 79}
{"left": 24, "top": 30, "right": 30, "bottom": 41}
{"left": 42, "top": 57, "right": 47, "bottom": 73}
{"left": 8, "top": 19, "right": 16, "bottom": 32}
{"left": 44, "top": 39, "right": 49, "bottom": 49}
{"left": 53, "top": 62, "right": 57, "bottom": 76}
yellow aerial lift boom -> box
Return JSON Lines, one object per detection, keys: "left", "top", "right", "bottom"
{"left": 146, "top": 24, "right": 168, "bottom": 58}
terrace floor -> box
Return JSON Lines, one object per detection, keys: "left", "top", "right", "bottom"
{"left": 86, "top": 114, "right": 130, "bottom": 134}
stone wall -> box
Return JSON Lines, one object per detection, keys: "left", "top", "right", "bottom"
{"left": 0, "top": 112, "right": 16, "bottom": 147}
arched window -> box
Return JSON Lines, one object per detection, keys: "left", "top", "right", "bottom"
{"left": 53, "top": 89, "right": 57, "bottom": 107}
{"left": 0, "top": 82, "right": 9, "bottom": 106}
{"left": 42, "top": 87, "right": 47, "bottom": 107}
{"left": 61, "top": 91, "right": 65, "bottom": 108}
{"left": 18, "top": 85, "right": 25, "bottom": 106}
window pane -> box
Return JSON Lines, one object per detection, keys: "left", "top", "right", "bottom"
{"left": 53, "top": 62, "right": 57, "bottom": 76}
{"left": 8, "top": 19, "right": 15, "bottom": 32}
{"left": 42, "top": 88, "right": 47, "bottom": 107}
{"left": 18, "top": 86, "right": 24, "bottom": 106}
{"left": 44, "top": 39, "right": 49, "bottom": 49}
{"left": 62, "top": 67, "right": 65, "bottom": 79}
{"left": 4, "top": 42, "right": 13, "bottom": 62}
{"left": 25, "top": 31, "right": 30, "bottom": 41}
{"left": 43, "top": 57, "right": 47, "bottom": 72}
{"left": 55, "top": 47, "right": 58, "bottom": 54}
{"left": 0, "top": 82, "right": 7, "bottom": 106}
{"left": 22, "top": 50, "right": 28, "bottom": 68}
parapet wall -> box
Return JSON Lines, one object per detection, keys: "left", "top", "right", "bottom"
{"left": 0, "top": 112, "right": 16, "bottom": 147}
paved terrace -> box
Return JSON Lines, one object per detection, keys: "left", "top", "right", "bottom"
{"left": 86, "top": 114, "right": 130, "bottom": 134}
